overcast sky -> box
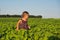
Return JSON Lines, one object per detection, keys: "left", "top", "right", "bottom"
{"left": 0, "top": 0, "right": 60, "bottom": 18}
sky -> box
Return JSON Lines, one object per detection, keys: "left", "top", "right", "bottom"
{"left": 0, "top": 0, "right": 60, "bottom": 18}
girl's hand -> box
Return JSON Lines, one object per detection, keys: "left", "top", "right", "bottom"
{"left": 16, "top": 28, "right": 18, "bottom": 31}
{"left": 28, "top": 26, "right": 30, "bottom": 29}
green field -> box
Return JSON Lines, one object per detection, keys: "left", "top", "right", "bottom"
{"left": 0, "top": 18, "right": 60, "bottom": 40}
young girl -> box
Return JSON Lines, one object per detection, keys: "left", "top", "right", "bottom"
{"left": 16, "top": 11, "right": 30, "bottom": 30}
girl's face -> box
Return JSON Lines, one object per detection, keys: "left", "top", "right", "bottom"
{"left": 24, "top": 13, "right": 29, "bottom": 19}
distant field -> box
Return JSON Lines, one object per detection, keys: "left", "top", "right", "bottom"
{"left": 0, "top": 17, "right": 60, "bottom": 40}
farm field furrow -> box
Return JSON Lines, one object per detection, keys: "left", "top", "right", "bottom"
{"left": 0, "top": 18, "right": 60, "bottom": 40}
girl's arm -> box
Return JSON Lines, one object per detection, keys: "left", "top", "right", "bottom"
{"left": 16, "top": 20, "right": 22, "bottom": 30}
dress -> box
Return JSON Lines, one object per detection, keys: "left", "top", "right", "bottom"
{"left": 19, "top": 19, "right": 29, "bottom": 30}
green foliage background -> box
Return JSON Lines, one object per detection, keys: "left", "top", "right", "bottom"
{"left": 0, "top": 18, "right": 60, "bottom": 40}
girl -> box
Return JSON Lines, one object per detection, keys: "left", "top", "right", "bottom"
{"left": 16, "top": 11, "right": 30, "bottom": 30}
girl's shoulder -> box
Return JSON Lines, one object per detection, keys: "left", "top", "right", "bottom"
{"left": 18, "top": 19, "right": 22, "bottom": 24}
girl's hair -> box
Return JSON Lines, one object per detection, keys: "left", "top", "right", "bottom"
{"left": 21, "top": 11, "right": 29, "bottom": 18}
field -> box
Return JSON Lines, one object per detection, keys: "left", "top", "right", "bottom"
{"left": 0, "top": 17, "right": 60, "bottom": 40}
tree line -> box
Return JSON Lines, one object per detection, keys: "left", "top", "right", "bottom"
{"left": 0, "top": 15, "right": 42, "bottom": 18}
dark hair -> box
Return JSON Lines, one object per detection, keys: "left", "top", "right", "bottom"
{"left": 21, "top": 11, "right": 29, "bottom": 17}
